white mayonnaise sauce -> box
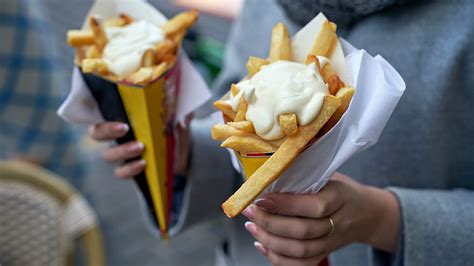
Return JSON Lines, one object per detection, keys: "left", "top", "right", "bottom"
{"left": 227, "top": 58, "right": 329, "bottom": 140}
{"left": 103, "top": 20, "right": 164, "bottom": 79}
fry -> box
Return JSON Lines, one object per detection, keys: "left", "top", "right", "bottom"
{"left": 320, "top": 63, "right": 336, "bottom": 82}
{"left": 231, "top": 84, "right": 239, "bottom": 96}
{"left": 125, "top": 67, "right": 153, "bottom": 85}
{"left": 279, "top": 113, "right": 298, "bottom": 136}
{"left": 234, "top": 98, "right": 248, "bottom": 122}
{"left": 221, "top": 136, "right": 277, "bottom": 153}
{"left": 213, "top": 101, "right": 236, "bottom": 121}
{"left": 152, "top": 62, "right": 168, "bottom": 80}
{"left": 161, "top": 10, "right": 198, "bottom": 36}
{"left": 327, "top": 74, "right": 345, "bottom": 95}
{"left": 81, "top": 58, "right": 108, "bottom": 74}
{"left": 86, "top": 46, "right": 101, "bottom": 59}
{"left": 142, "top": 49, "right": 156, "bottom": 67}
{"left": 269, "top": 23, "right": 292, "bottom": 62}
{"left": 212, "top": 124, "right": 284, "bottom": 147}
{"left": 318, "top": 87, "right": 355, "bottom": 137}
{"left": 222, "top": 95, "right": 341, "bottom": 217}
{"left": 211, "top": 124, "right": 252, "bottom": 141}
{"left": 305, "top": 54, "right": 321, "bottom": 71}
{"left": 104, "top": 13, "right": 134, "bottom": 27}
{"left": 246, "top": 56, "right": 269, "bottom": 77}
{"left": 162, "top": 53, "right": 177, "bottom": 66}
{"left": 67, "top": 30, "right": 94, "bottom": 46}
{"left": 89, "top": 16, "right": 108, "bottom": 52}
{"left": 155, "top": 39, "right": 177, "bottom": 62}
{"left": 227, "top": 121, "right": 255, "bottom": 133}
{"left": 309, "top": 20, "right": 337, "bottom": 57}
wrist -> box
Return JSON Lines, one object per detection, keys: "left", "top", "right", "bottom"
{"left": 363, "top": 185, "right": 401, "bottom": 253}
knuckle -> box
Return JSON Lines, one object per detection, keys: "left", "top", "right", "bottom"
{"left": 315, "top": 200, "right": 329, "bottom": 217}
{"left": 296, "top": 222, "right": 312, "bottom": 239}
{"left": 295, "top": 242, "right": 311, "bottom": 258}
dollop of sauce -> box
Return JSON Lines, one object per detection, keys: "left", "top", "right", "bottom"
{"left": 228, "top": 59, "right": 329, "bottom": 140}
{"left": 103, "top": 20, "right": 164, "bottom": 79}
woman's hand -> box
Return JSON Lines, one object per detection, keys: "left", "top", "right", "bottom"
{"left": 242, "top": 172, "right": 400, "bottom": 266}
{"left": 89, "top": 120, "right": 192, "bottom": 179}
{"left": 89, "top": 122, "right": 146, "bottom": 178}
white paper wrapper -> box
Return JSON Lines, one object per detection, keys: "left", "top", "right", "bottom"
{"left": 57, "top": 0, "right": 211, "bottom": 126}
{"left": 223, "top": 13, "right": 406, "bottom": 195}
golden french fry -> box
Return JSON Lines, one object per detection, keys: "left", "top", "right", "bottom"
{"left": 305, "top": 54, "right": 321, "bottom": 71}
{"left": 86, "top": 46, "right": 101, "bottom": 59}
{"left": 231, "top": 84, "right": 239, "bottom": 96}
{"left": 246, "top": 56, "right": 269, "bottom": 77}
{"left": 142, "top": 49, "right": 156, "bottom": 67}
{"left": 221, "top": 136, "right": 277, "bottom": 153}
{"left": 212, "top": 124, "right": 284, "bottom": 147}
{"left": 152, "top": 62, "right": 168, "bottom": 80}
{"left": 318, "top": 87, "right": 355, "bottom": 137}
{"left": 161, "top": 10, "right": 199, "bottom": 36}
{"left": 125, "top": 67, "right": 153, "bottom": 85}
{"left": 81, "top": 58, "right": 108, "bottom": 74}
{"left": 211, "top": 124, "right": 251, "bottom": 141}
{"left": 227, "top": 121, "right": 255, "bottom": 133}
{"left": 89, "top": 16, "right": 108, "bottom": 52}
{"left": 222, "top": 95, "right": 341, "bottom": 217}
{"left": 269, "top": 23, "right": 292, "bottom": 62}
{"left": 309, "top": 20, "right": 337, "bottom": 57}
{"left": 213, "top": 101, "right": 236, "bottom": 121}
{"left": 327, "top": 74, "right": 345, "bottom": 95}
{"left": 279, "top": 113, "right": 298, "bottom": 136}
{"left": 155, "top": 39, "right": 177, "bottom": 62}
{"left": 104, "top": 13, "right": 134, "bottom": 27}
{"left": 234, "top": 98, "right": 248, "bottom": 122}
{"left": 67, "top": 30, "right": 94, "bottom": 47}
{"left": 162, "top": 53, "right": 177, "bottom": 66}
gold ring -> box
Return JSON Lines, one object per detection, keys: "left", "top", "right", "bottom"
{"left": 327, "top": 217, "right": 335, "bottom": 237}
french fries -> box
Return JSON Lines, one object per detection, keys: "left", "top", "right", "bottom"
{"left": 125, "top": 67, "right": 153, "bottom": 85}
{"left": 234, "top": 98, "right": 248, "bottom": 122}
{"left": 222, "top": 96, "right": 341, "bottom": 217}
{"left": 67, "top": 11, "right": 199, "bottom": 86}
{"left": 227, "top": 121, "right": 255, "bottom": 133}
{"left": 269, "top": 23, "right": 292, "bottom": 62}
{"left": 82, "top": 58, "right": 108, "bottom": 74}
{"left": 89, "top": 16, "right": 108, "bottom": 52}
{"left": 309, "top": 20, "right": 337, "bottom": 57}
{"left": 279, "top": 113, "right": 298, "bottom": 136}
{"left": 246, "top": 57, "right": 269, "bottom": 77}
{"left": 221, "top": 136, "right": 278, "bottom": 153}
{"left": 67, "top": 30, "right": 95, "bottom": 47}
{"left": 161, "top": 10, "right": 198, "bottom": 36}
{"left": 212, "top": 17, "right": 355, "bottom": 217}
{"left": 327, "top": 74, "right": 345, "bottom": 95}
{"left": 213, "top": 101, "right": 236, "bottom": 121}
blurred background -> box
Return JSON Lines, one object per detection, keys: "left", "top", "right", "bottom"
{"left": 0, "top": 0, "right": 242, "bottom": 265}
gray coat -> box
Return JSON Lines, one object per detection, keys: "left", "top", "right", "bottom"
{"left": 187, "top": 0, "right": 474, "bottom": 265}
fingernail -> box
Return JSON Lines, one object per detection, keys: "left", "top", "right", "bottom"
{"left": 133, "top": 159, "right": 146, "bottom": 168}
{"left": 245, "top": 221, "right": 257, "bottom": 237}
{"left": 113, "top": 123, "right": 129, "bottom": 133}
{"left": 254, "top": 242, "right": 267, "bottom": 256}
{"left": 128, "top": 142, "right": 144, "bottom": 153}
{"left": 242, "top": 205, "right": 255, "bottom": 220}
{"left": 256, "top": 198, "right": 275, "bottom": 211}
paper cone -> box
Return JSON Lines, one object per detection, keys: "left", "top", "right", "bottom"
{"left": 72, "top": 0, "right": 188, "bottom": 238}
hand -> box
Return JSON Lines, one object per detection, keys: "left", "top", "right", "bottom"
{"left": 89, "top": 122, "right": 146, "bottom": 178}
{"left": 242, "top": 172, "right": 400, "bottom": 266}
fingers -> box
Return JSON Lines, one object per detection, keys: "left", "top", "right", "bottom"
{"left": 246, "top": 205, "right": 332, "bottom": 239}
{"left": 265, "top": 248, "right": 328, "bottom": 266}
{"left": 245, "top": 221, "right": 326, "bottom": 258}
{"left": 102, "top": 141, "right": 144, "bottom": 162}
{"left": 89, "top": 122, "right": 129, "bottom": 141}
{"left": 257, "top": 180, "right": 345, "bottom": 218}
{"left": 114, "top": 159, "right": 146, "bottom": 178}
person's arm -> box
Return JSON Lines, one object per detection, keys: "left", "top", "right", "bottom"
{"left": 371, "top": 187, "right": 474, "bottom": 266}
